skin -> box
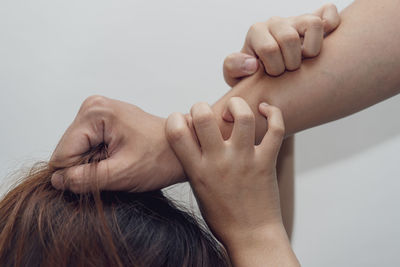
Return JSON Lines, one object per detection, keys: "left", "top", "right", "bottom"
{"left": 224, "top": 3, "right": 340, "bottom": 83}
{"left": 216, "top": 0, "right": 400, "bottom": 140}
{"left": 49, "top": 0, "right": 400, "bottom": 263}
{"left": 276, "top": 135, "right": 294, "bottom": 238}
{"left": 50, "top": 3, "right": 339, "bottom": 193}
{"left": 165, "top": 98, "right": 299, "bottom": 266}
{"left": 219, "top": 4, "right": 340, "bottom": 238}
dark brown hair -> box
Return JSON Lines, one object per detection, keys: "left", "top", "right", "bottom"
{"left": 0, "top": 144, "right": 229, "bottom": 267}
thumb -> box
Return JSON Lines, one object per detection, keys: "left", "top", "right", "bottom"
{"left": 51, "top": 159, "right": 117, "bottom": 193}
{"left": 223, "top": 52, "right": 258, "bottom": 87}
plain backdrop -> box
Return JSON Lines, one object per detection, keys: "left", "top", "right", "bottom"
{"left": 1, "top": 0, "right": 399, "bottom": 266}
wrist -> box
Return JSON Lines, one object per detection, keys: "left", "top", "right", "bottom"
{"left": 223, "top": 222, "right": 287, "bottom": 251}
{"left": 157, "top": 118, "right": 186, "bottom": 185}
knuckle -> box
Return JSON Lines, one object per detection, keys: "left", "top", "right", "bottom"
{"left": 248, "top": 22, "right": 263, "bottom": 34}
{"left": 167, "top": 125, "right": 187, "bottom": 143}
{"left": 193, "top": 111, "right": 214, "bottom": 126}
{"left": 306, "top": 16, "right": 323, "bottom": 29}
{"left": 267, "top": 16, "right": 282, "bottom": 25}
{"left": 278, "top": 31, "right": 300, "bottom": 45}
{"left": 237, "top": 112, "right": 255, "bottom": 126}
{"left": 79, "top": 95, "right": 113, "bottom": 120}
{"left": 81, "top": 95, "right": 109, "bottom": 110}
{"left": 192, "top": 103, "right": 213, "bottom": 126}
{"left": 258, "top": 43, "right": 280, "bottom": 56}
{"left": 323, "top": 3, "right": 336, "bottom": 10}
{"left": 80, "top": 95, "right": 108, "bottom": 113}
{"left": 228, "top": 97, "right": 255, "bottom": 125}
{"left": 228, "top": 96, "right": 242, "bottom": 106}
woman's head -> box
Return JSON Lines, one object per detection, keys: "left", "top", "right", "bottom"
{"left": 0, "top": 145, "right": 229, "bottom": 267}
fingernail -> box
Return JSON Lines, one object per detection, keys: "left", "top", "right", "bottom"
{"left": 51, "top": 173, "right": 65, "bottom": 190}
{"left": 222, "top": 108, "right": 234, "bottom": 122}
{"left": 260, "top": 102, "right": 269, "bottom": 108}
{"left": 242, "top": 57, "right": 258, "bottom": 74}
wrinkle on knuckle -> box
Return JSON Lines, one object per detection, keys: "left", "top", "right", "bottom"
{"left": 279, "top": 31, "right": 300, "bottom": 45}
{"left": 79, "top": 95, "right": 113, "bottom": 120}
{"left": 258, "top": 43, "right": 280, "bottom": 57}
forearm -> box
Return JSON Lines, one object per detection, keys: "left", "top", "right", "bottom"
{"left": 225, "top": 224, "right": 299, "bottom": 267}
{"left": 163, "top": 0, "right": 400, "bottom": 186}
{"left": 213, "top": 0, "right": 400, "bottom": 140}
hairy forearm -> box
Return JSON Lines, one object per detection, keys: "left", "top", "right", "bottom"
{"left": 213, "top": 0, "right": 400, "bottom": 140}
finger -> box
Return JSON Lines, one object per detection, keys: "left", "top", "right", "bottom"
{"left": 51, "top": 158, "right": 119, "bottom": 193}
{"left": 50, "top": 96, "right": 109, "bottom": 168}
{"left": 302, "top": 24, "right": 324, "bottom": 58}
{"left": 50, "top": 123, "right": 102, "bottom": 168}
{"left": 292, "top": 15, "right": 324, "bottom": 58}
{"left": 165, "top": 112, "right": 201, "bottom": 174}
{"left": 227, "top": 97, "right": 256, "bottom": 149}
{"left": 257, "top": 103, "right": 285, "bottom": 158}
{"left": 223, "top": 52, "right": 259, "bottom": 87}
{"left": 243, "top": 23, "right": 285, "bottom": 76}
{"left": 184, "top": 113, "right": 198, "bottom": 143}
{"left": 313, "top": 3, "right": 340, "bottom": 34}
{"left": 269, "top": 24, "right": 302, "bottom": 71}
{"left": 190, "top": 102, "right": 224, "bottom": 153}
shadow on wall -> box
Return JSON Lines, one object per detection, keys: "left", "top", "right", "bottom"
{"left": 295, "top": 95, "right": 400, "bottom": 175}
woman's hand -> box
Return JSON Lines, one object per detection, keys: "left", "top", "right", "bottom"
{"left": 166, "top": 97, "right": 299, "bottom": 266}
{"left": 223, "top": 3, "right": 340, "bottom": 86}
{"left": 50, "top": 95, "right": 184, "bottom": 193}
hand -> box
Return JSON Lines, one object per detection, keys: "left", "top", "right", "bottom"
{"left": 165, "top": 97, "right": 285, "bottom": 246}
{"left": 223, "top": 3, "right": 340, "bottom": 85}
{"left": 50, "top": 95, "right": 184, "bottom": 193}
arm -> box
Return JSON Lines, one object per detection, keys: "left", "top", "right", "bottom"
{"left": 276, "top": 136, "right": 294, "bottom": 239}
{"left": 50, "top": 0, "right": 400, "bottom": 193}
{"left": 214, "top": 0, "right": 400, "bottom": 141}
{"left": 165, "top": 98, "right": 299, "bottom": 266}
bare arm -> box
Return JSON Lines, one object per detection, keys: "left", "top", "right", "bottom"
{"left": 214, "top": 0, "right": 400, "bottom": 141}
{"left": 166, "top": 99, "right": 300, "bottom": 266}
{"left": 51, "top": 0, "right": 400, "bottom": 194}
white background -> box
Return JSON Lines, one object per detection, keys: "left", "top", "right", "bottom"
{"left": 1, "top": 0, "right": 399, "bottom": 266}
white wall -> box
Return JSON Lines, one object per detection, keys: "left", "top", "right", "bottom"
{"left": 1, "top": 0, "right": 399, "bottom": 266}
